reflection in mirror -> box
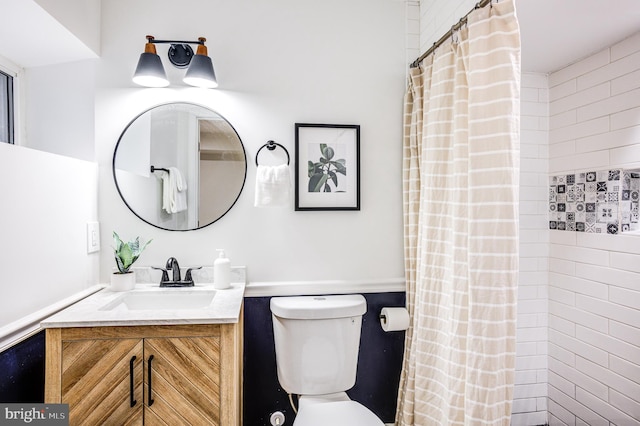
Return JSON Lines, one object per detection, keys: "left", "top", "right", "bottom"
{"left": 113, "top": 103, "right": 246, "bottom": 231}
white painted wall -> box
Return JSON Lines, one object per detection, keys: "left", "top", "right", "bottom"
{"left": 0, "top": 3, "right": 100, "bottom": 341}
{"left": 0, "top": 0, "right": 98, "bottom": 68}
{"left": 96, "top": 0, "right": 407, "bottom": 283}
{"left": 34, "top": 0, "right": 101, "bottom": 56}
{"left": 24, "top": 60, "right": 96, "bottom": 161}
{"left": 547, "top": 32, "right": 640, "bottom": 425}
{"left": 0, "top": 4, "right": 95, "bottom": 160}
{"left": 0, "top": 143, "right": 98, "bottom": 329}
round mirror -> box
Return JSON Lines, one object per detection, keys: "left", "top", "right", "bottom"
{"left": 113, "top": 103, "right": 247, "bottom": 231}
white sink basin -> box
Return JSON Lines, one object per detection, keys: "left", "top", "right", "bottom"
{"left": 99, "top": 290, "right": 216, "bottom": 311}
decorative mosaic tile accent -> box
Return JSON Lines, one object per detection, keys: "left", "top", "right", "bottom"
{"left": 621, "top": 170, "right": 640, "bottom": 232}
{"left": 549, "top": 169, "right": 640, "bottom": 234}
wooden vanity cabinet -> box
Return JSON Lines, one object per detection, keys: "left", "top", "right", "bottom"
{"left": 45, "top": 323, "right": 242, "bottom": 426}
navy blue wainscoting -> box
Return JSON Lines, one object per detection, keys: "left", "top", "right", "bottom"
{"left": 243, "top": 292, "right": 406, "bottom": 425}
{"left": 0, "top": 330, "right": 45, "bottom": 403}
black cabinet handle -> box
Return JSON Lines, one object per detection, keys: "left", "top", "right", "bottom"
{"left": 129, "top": 356, "right": 137, "bottom": 407}
{"left": 147, "top": 355, "right": 155, "bottom": 406}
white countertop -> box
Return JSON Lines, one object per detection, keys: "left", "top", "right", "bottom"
{"left": 40, "top": 282, "right": 245, "bottom": 328}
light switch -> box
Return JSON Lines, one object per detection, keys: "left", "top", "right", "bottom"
{"left": 87, "top": 222, "right": 100, "bottom": 253}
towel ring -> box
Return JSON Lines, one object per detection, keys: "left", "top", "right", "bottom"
{"left": 255, "top": 140, "right": 290, "bottom": 166}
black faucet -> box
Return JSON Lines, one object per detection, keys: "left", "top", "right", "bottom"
{"left": 166, "top": 257, "right": 181, "bottom": 282}
{"left": 152, "top": 258, "right": 201, "bottom": 287}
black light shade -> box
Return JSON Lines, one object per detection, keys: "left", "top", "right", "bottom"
{"left": 183, "top": 40, "right": 217, "bottom": 88}
{"left": 132, "top": 39, "right": 169, "bottom": 87}
{"left": 184, "top": 54, "right": 217, "bottom": 88}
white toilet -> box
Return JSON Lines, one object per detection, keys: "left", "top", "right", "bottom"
{"left": 270, "top": 294, "right": 385, "bottom": 426}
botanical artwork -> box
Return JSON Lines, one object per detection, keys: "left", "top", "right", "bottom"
{"left": 295, "top": 123, "right": 360, "bottom": 211}
{"left": 307, "top": 143, "right": 347, "bottom": 193}
{"left": 549, "top": 169, "right": 639, "bottom": 234}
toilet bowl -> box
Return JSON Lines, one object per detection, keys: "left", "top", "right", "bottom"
{"left": 294, "top": 392, "right": 384, "bottom": 426}
{"left": 270, "top": 294, "right": 384, "bottom": 426}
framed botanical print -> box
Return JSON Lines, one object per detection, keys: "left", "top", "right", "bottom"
{"left": 294, "top": 123, "right": 360, "bottom": 211}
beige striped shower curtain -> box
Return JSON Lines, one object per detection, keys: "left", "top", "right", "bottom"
{"left": 397, "top": 1, "right": 520, "bottom": 424}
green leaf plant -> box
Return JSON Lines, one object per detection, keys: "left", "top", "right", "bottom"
{"left": 113, "top": 231, "right": 152, "bottom": 274}
{"left": 307, "top": 143, "right": 347, "bottom": 192}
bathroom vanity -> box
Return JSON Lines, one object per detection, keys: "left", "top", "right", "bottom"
{"left": 41, "top": 280, "right": 245, "bottom": 426}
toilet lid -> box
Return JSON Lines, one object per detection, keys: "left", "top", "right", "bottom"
{"left": 293, "top": 401, "right": 384, "bottom": 426}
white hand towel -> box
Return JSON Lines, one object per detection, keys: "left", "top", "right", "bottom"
{"left": 161, "top": 171, "right": 171, "bottom": 214}
{"left": 161, "top": 168, "right": 188, "bottom": 214}
{"left": 254, "top": 164, "right": 291, "bottom": 208}
{"left": 168, "top": 167, "right": 188, "bottom": 213}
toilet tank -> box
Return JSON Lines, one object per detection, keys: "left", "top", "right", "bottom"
{"left": 270, "top": 295, "right": 367, "bottom": 395}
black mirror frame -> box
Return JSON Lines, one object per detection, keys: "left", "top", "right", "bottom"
{"left": 112, "top": 102, "right": 247, "bottom": 231}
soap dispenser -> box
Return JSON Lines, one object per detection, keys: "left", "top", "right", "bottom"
{"left": 214, "top": 249, "right": 231, "bottom": 289}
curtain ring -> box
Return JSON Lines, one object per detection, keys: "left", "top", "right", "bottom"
{"left": 451, "top": 25, "right": 458, "bottom": 44}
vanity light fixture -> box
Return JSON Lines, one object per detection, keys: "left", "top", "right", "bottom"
{"left": 132, "top": 35, "right": 218, "bottom": 89}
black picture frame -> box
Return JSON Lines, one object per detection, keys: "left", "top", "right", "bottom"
{"left": 294, "top": 123, "right": 360, "bottom": 211}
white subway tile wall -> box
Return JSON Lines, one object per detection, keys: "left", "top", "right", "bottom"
{"left": 548, "top": 31, "right": 640, "bottom": 425}
{"left": 405, "top": 0, "right": 420, "bottom": 66}
{"left": 516, "top": 72, "right": 550, "bottom": 426}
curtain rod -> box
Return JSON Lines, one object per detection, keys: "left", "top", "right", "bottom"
{"left": 410, "top": 0, "right": 493, "bottom": 68}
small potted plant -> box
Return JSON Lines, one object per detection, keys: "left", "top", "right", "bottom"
{"left": 111, "top": 231, "right": 152, "bottom": 291}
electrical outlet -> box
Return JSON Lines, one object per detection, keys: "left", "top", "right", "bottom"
{"left": 87, "top": 222, "right": 100, "bottom": 253}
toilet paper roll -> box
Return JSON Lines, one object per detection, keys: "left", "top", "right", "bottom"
{"left": 379, "top": 307, "right": 410, "bottom": 332}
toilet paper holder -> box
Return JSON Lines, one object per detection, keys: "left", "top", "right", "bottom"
{"left": 379, "top": 307, "right": 410, "bottom": 332}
